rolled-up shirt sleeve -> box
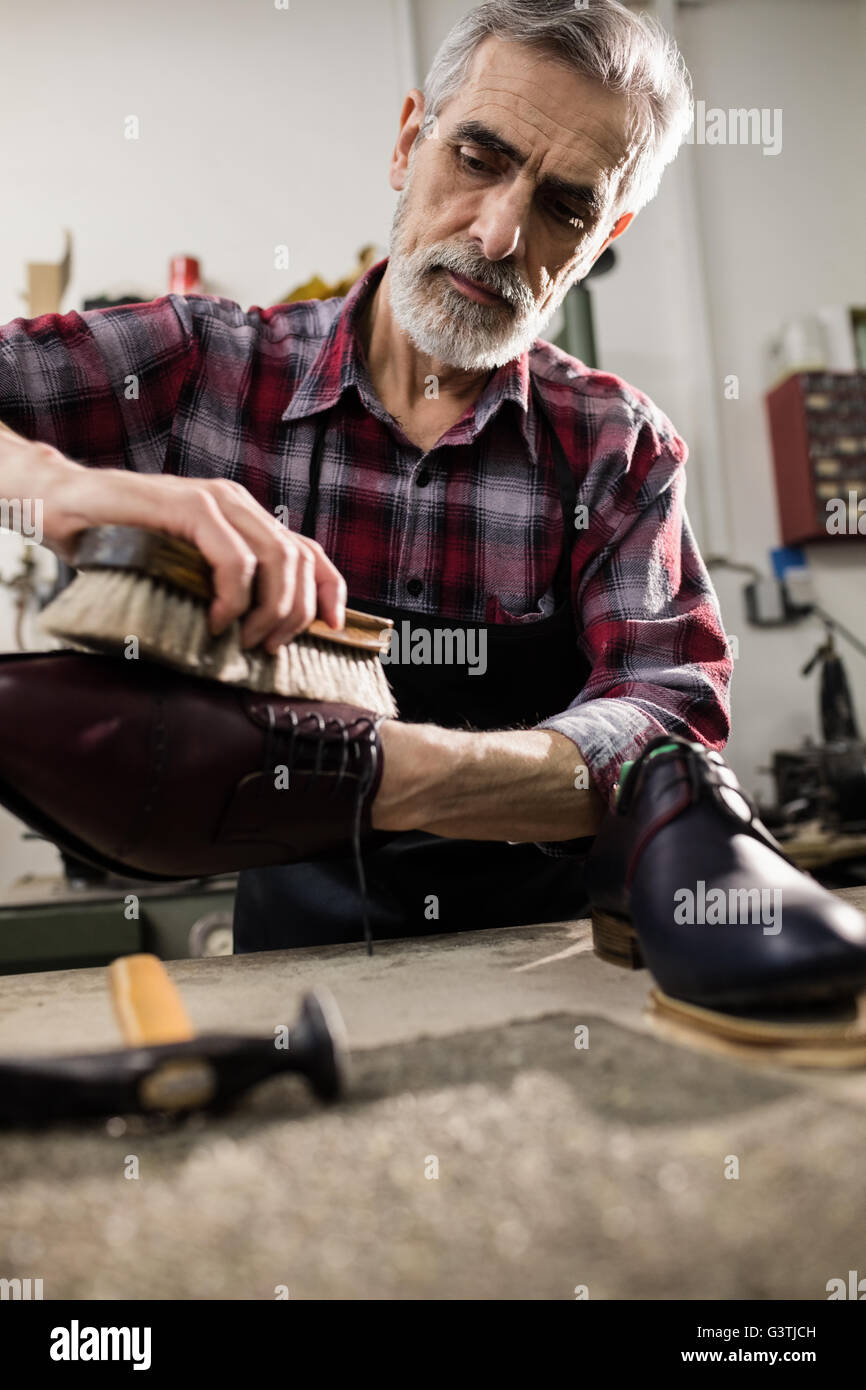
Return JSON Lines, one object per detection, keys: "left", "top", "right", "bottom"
{"left": 534, "top": 410, "right": 732, "bottom": 857}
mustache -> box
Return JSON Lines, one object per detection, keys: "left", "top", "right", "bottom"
{"left": 415, "top": 248, "right": 533, "bottom": 313}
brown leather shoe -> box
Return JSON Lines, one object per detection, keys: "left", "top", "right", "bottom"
{"left": 0, "top": 651, "right": 384, "bottom": 882}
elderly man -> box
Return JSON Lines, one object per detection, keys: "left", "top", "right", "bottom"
{"left": 6, "top": 0, "right": 858, "bottom": 1003}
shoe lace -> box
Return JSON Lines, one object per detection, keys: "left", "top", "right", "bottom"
{"left": 619, "top": 735, "right": 792, "bottom": 863}
{"left": 616, "top": 734, "right": 691, "bottom": 814}
{"left": 261, "top": 706, "right": 380, "bottom": 956}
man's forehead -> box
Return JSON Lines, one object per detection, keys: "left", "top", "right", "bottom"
{"left": 441, "top": 35, "right": 634, "bottom": 187}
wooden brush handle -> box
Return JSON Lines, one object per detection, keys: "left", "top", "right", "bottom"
{"left": 75, "top": 525, "right": 215, "bottom": 601}
{"left": 73, "top": 525, "right": 393, "bottom": 653}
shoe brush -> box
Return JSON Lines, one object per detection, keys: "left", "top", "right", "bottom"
{"left": 39, "top": 525, "right": 398, "bottom": 718}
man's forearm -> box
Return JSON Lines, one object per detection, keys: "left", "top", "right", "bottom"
{"left": 0, "top": 420, "right": 79, "bottom": 512}
{"left": 372, "top": 721, "right": 606, "bottom": 841}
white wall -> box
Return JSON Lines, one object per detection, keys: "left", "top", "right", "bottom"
{"left": 0, "top": 0, "right": 412, "bottom": 319}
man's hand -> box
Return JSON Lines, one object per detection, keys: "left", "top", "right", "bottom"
{"left": 372, "top": 720, "right": 606, "bottom": 843}
{"left": 1, "top": 425, "right": 347, "bottom": 653}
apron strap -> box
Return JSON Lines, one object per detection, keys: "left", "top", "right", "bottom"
{"left": 299, "top": 408, "right": 329, "bottom": 540}
{"left": 528, "top": 375, "right": 578, "bottom": 602}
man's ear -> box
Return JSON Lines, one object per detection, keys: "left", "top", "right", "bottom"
{"left": 390, "top": 90, "right": 425, "bottom": 192}
{"left": 593, "top": 211, "right": 634, "bottom": 262}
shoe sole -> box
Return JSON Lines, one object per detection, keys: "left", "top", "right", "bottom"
{"left": 591, "top": 907, "right": 645, "bottom": 969}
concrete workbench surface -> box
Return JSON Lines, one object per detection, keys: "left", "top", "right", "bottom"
{"left": 2, "top": 887, "right": 866, "bottom": 1300}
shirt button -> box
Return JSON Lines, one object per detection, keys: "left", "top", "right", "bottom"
{"left": 416, "top": 469, "right": 431, "bottom": 487}
{"left": 406, "top": 578, "right": 423, "bottom": 597}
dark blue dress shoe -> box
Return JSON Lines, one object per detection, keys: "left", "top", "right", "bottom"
{"left": 584, "top": 735, "right": 866, "bottom": 1009}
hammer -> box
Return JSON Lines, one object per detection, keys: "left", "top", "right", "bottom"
{"left": 0, "top": 954, "right": 348, "bottom": 1124}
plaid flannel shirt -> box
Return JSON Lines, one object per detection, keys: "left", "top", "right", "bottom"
{"left": 0, "top": 255, "right": 732, "bottom": 853}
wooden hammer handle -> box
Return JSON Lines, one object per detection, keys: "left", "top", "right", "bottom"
{"left": 109, "top": 954, "right": 195, "bottom": 1046}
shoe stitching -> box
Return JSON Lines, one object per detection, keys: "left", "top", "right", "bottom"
{"left": 259, "top": 705, "right": 381, "bottom": 955}
{"left": 622, "top": 743, "right": 797, "bottom": 874}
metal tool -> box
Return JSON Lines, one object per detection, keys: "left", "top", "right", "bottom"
{"left": 0, "top": 954, "right": 348, "bottom": 1124}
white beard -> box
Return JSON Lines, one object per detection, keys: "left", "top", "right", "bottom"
{"left": 386, "top": 179, "right": 571, "bottom": 370}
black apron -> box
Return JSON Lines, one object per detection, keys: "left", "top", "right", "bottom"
{"left": 233, "top": 377, "right": 593, "bottom": 951}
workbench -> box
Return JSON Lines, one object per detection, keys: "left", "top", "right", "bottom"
{"left": 2, "top": 887, "right": 866, "bottom": 1300}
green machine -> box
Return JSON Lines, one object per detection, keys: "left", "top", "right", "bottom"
{"left": 552, "top": 245, "right": 615, "bottom": 368}
{"left": 1, "top": 847, "right": 236, "bottom": 975}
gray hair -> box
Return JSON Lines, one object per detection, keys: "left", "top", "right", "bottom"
{"left": 417, "top": 0, "right": 693, "bottom": 217}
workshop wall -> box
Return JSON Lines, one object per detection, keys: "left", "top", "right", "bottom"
{"left": 669, "top": 0, "right": 866, "bottom": 800}
{"left": 0, "top": 0, "right": 411, "bottom": 322}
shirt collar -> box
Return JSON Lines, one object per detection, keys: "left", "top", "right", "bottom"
{"left": 281, "top": 255, "right": 533, "bottom": 448}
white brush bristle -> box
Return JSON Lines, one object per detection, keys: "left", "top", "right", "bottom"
{"left": 40, "top": 570, "right": 398, "bottom": 718}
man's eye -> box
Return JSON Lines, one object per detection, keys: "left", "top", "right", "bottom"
{"left": 458, "top": 149, "right": 490, "bottom": 174}
{"left": 457, "top": 148, "right": 588, "bottom": 231}
{"left": 554, "top": 203, "right": 586, "bottom": 229}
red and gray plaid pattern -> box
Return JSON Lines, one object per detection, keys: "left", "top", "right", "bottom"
{"left": 0, "top": 256, "right": 732, "bottom": 831}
